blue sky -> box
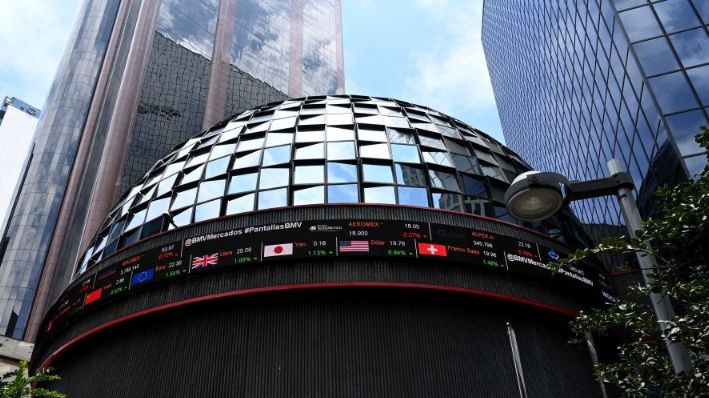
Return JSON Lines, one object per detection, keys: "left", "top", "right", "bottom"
{"left": 0, "top": 0, "right": 504, "bottom": 143}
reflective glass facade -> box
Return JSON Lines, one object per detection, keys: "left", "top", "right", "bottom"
{"left": 482, "top": 0, "right": 708, "bottom": 231}
{"left": 1, "top": 0, "right": 344, "bottom": 340}
{"left": 75, "top": 95, "right": 591, "bottom": 276}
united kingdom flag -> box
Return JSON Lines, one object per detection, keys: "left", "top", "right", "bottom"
{"left": 192, "top": 253, "right": 219, "bottom": 269}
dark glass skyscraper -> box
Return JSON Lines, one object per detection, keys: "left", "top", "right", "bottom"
{"left": 482, "top": 0, "right": 708, "bottom": 238}
{"left": 0, "top": 0, "right": 344, "bottom": 340}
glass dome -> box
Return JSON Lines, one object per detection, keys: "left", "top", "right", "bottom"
{"left": 77, "top": 95, "right": 558, "bottom": 275}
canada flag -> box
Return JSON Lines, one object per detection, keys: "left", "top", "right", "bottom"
{"left": 417, "top": 242, "right": 447, "bottom": 257}
{"left": 264, "top": 243, "right": 294, "bottom": 257}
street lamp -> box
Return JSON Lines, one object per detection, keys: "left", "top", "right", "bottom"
{"left": 504, "top": 159, "right": 693, "bottom": 376}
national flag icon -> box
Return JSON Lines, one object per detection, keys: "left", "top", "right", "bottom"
{"left": 339, "top": 240, "right": 369, "bottom": 253}
{"left": 263, "top": 243, "right": 294, "bottom": 257}
{"left": 192, "top": 253, "right": 219, "bottom": 269}
{"left": 131, "top": 268, "right": 155, "bottom": 286}
{"left": 84, "top": 288, "right": 103, "bottom": 305}
{"left": 417, "top": 242, "right": 447, "bottom": 257}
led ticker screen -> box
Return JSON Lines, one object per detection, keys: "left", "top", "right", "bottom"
{"left": 46, "top": 220, "right": 614, "bottom": 332}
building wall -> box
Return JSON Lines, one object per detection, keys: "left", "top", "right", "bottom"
{"left": 482, "top": 0, "right": 708, "bottom": 233}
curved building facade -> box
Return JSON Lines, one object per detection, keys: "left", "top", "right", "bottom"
{"left": 32, "top": 96, "right": 613, "bottom": 397}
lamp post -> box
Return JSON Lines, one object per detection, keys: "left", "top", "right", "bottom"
{"left": 504, "top": 159, "right": 693, "bottom": 375}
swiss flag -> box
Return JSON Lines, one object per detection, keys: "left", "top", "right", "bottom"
{"left": 418, "top": 242, "right": 447, "bottom": 257}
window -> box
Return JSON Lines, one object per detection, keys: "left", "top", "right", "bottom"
{"left": 198, "top": 179, "right": 225, "bottom": 202}
{"left": 360, "top": 143, "right": 391, "bottom": 159}
{"left": 262, "top": 145, "right": 291, "bottom": 166}
{"left": 363, "top": 164, "right": 394, "bottom": 183}
{"left": 265, "top": 132, "right": 293, "bottom": 147}
{"left": 633, "top": 38, "right": 680, "bottom": 76}
{"left": 294, "top": 186, "right": 325, "bottom": 205}
{"left": 327, "top": 142, "right": 355, "bottom": 160}
{"left": 195, "top": 199, "right": 221, "bottom": 222}
{"left": 328, "top": 184, "right": 358, "bottom": 203}
{"left": 258, "top": 188, "right": 288, "bottom": 209}
{"left": 432, "top": 192, "right": 462, "bottom": 211}
{"left": 171, "top": 187, "right": 197, "bottom": 210}
{"left": 259, "top": 168, "right": 290, "bottom": 189}
{"left": 228, "top": 172, "right": 257, "bottom": 194}
{"left": 364, "top": 186, "right": 396, "bottom": 204}
{"left": 394, "top": 164, "right": 426, "bottom": 186}
{"left": 232, "top": 150, "right": 262, "bottom": 169}
{"left": 649, "top": 72, "right": 698, "bottom": 113}
{"left": 428, "top": 170, "right": 460, "bottom": 191}
{"left": 328, "top": 162, "right": 357, "bottom": 183}
{"left": 226, "top": 193, "right": 255, "bottom": 215}
{"left": 204, "top": 157, "right": 229, "bottom": 179}
{"left": 295, "top": 143, "right": 324, "bottom": 160}
{"left": 669, "top": 28, "right": 709, "bottom": 68}
{"left": 294, "top": 165, "right": 325, "bottom": 184}
{"left": 398, "top": 187, "right": 428, "bottom": 206}
{"left": 461, "top": 174, "right": 488, "bottom": 197}
{"left": 391, "top": 144, "right": 420, "bottom": 163}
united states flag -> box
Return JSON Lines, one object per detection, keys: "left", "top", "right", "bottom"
{"left": 192, "top": 253, "right": 219, "bottom": 269}
{"left": 339, "top": 240, "right": 369, "bottom": 253}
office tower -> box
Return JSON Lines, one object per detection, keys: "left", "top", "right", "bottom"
{"left": 482, "top": 0, "right": 708, "bottom": 239}
{"left": 0, "top": 0, "right": 344, "bottom": 340}
{"left": 31, "top": 96, "right": 613, "bottom": 397}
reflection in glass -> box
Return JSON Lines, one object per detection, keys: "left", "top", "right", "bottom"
{"left": 395, "top": 164, "right": 427, "bottom": 186}
{"left": 258, "top": 188, "right": 288, "bottom": 209}
{"left": 163, "top": 160, "right": 185, "bottom": 177}
{"left": 185, "top": 153, "right": 209, "bottom": 168}
{"left": 358, "top": 127, "right": 387, "bottom": 142}
{"left": 232, "top": 150, "right": 262, "bottom": 169}
{"left": 226, "top": 193, "right": 255, "bottom": 215}
{"left": 180, "top": 165, "right": 205, "bottom": 185}
{"left": 654, "top": 0, "right": 700, "bottom": 33}
{"left": 432, "top": 192, "right": 462, "bottom": 211}
{"left": 210, "top": 143, "right": 236, "bottom": 160}
{"left": 265, "top": 133, "right": 294, "bottom": 147}
{"left": 327, "top": 113, "right": 353, "bottom": 125}
{"left": 428, "top": 170, "right": 460, "bottom": 191}
{"left": 269, "top": 116, "right": 296, "bottom": 131}
{"left": 295, "top": 129, "right": 325, "bottom": 143}
{"left": 236, "top": 137, "right": 264, "bottom": 152}
{"left": 363, "top": 164, "right": 394, "bottom": 183}
{"left": 327, "top": 126, "right": 355, "bottom": 141}
{"left": 295, "top": 143, "right": 325, "bottom": 159}
{"left": 391, "top": 144, "right": 420, "bottom": 163}
{"left": 481, "top": 164, "right": 508, "bottom": 182}
{"left": 259, "top": 168, "right": 290, "bottom": 189}
{"left": 327, "top": 142, "right": 355, "bottom": 160}
{"left": 157, "top": 174, "right": 178, "bottom": 196}
{"left": 619, "top": 6, "right": 663, "bottom": 42}
{"left": 665, "top": 110, "right": 708, "bottom": 155}
{"left": 198, "top": 179, "right": 225, "bottom": 202}
{"left": 364, "top": 186, "right": 396, "bottom": 204}
{"left": 171, "top": 187, "right": 197, "bottom": 210}
{"left": 387, "top": 128, "right": 416, "bottom": 144}
{"left": 204, "top": 157, "right": 229, "bottom": 179}
{"left": 328, "top": 162, "right": 357, "bottom": 183}
{"left": 669, "top": 28, "right": 709, "bottom": 68}
{"left": 423, "top": 151, "right": 453, "bottom": 167}
{"left": 262, "top": 145, "right": 291, "bottom": 166}
{"left": 294, "top": 185, "right": 325, "bottom": 205}
{"left": 295, "top": 165, "right": 325, "bottom": 184}
{"left": 328, "top": 184, "right": 358, "bottom": 203}
{"left": 452, "top": 154, "right": 480, "bottom": 173}
{"left": 461, "top": 174, "right": 488, "bottom": 197}
{"left": 419, "top": 135, "right": 446, "bottom": 149}
{"left": 360, "top": 143, "right": 391, "bottom": 159}
{"left": 126, "top": 209, "right": 147, "bottom": 231}
{"left": 228, "top": 172, "right": 257, "bottom": 194}
{"left": 398, "top": 187, "right": 428, "bottom": 207}
{"left": 687, "top": 65, "right": 709, "bottom": 106}
{"left": 195, "top": 199, "right": 221, "bottom": 222}
{"left": 649, "top": 72, "right": 698, "bottom": 113}
{"left": 146, "top": 197, "right": 170, "bottom": 221}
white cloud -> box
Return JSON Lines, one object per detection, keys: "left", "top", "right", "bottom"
{"left": 0, "top": 1, "right": 79, "bottom": 107}
{"left": 402, "top": 0, "right": 500, "bottom": 135}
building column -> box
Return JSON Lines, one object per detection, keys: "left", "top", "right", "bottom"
{"left": 203, "top": 0, "right": 237, "bottom": 129}
{"left": 288, "top": 0, "right": 304, "bottom": 97}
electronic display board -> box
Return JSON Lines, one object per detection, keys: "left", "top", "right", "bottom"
{"left": 45, "top": 220, "right": 614, "bottom": 332}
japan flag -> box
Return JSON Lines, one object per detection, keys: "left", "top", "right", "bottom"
{"left": 264, "top": 243, "right": 294, "bottom": 257}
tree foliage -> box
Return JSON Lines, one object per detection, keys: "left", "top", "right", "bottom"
{"left": 0, "top": 361, "right": 65, "bottom": 398}
{"left": 552, "top": 126, "right": 709, "bottom": 397}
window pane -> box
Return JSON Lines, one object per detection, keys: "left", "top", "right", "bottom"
{"left": 156, "top": 174, "right": 178, "bottom": 196}
{"left": 262, "top": 144, "right": 291, "bottom": 166}
{"left": 444, "top": 139, "right": 469, "bottom": 155}
{"left": 687, "top": 65, "right": 709, "bottom": 106}
{"left": 269, "top": 116, "right": 296, "bottom": 131}
{"left": 259, "top": 168, "right": 290, "bottom": 189}
{"left": 654, "top": 0, "right": 700, "bottom": 33}
{"left": 452, "top": 154, "right": 480, "bottom": 173}
{"left": 198, "top": 179, "right": 225, "bottom": 202}
{"left": 423, "top": 151, "right": 453, "bottom": 167}
{"left": 394, "top": 164, "right": 426, "bottom": 186}
{"left": 326, "top": 126, "right": 355, "bottom": 141}
{"left": 461, "top": 174, "right": 488, "bottom": 197}
{"left": 398, "top": 187, "right": 429, "bottom": 207}
{"left": 295, "top": 129, "right": 324, "bottom": 143}
{"left": 669, "top": 28, "right": 709, "bottom": 68}
{"left": 358, "top": 127, "right": 387, "bottom": 142}
{"left": 327, "top": 184, "right": 358, "bottom": 203}
{"left": 232, "top": 150, "right": 262, "bottom": 169}
{"left": 295, "top": 143, "right": 324, "bottom": 159}
{"left": 364, "top": 186, "right": 396, "bottom": 204}
{"left": 360, "top": 143, "right": 391, "bottom": 159}
{"left": 210, "top": 143, "right": 236, "bottom": 159}
{"left": 146, "top": 197, "right": 170, "bottom": 221}
{"left": 327, "top": 142, "right": 355, "bottom": 160}
{"left": 265, "top": 132, "right": 294, "bottom": 147}
{"left": 665, "top": 110, "right": 708, "bottom": 155}
{"left": 228, "top": 172, "right": 257, "bottom": 194}
{"left": 362, "top": 164, "right": 394, "bottom": 183}
{"left": 619, "top": 6, "right": 663, "bottom": 42}
{"left": 195, "top": 199, "right": 221, "bottom": 222}
{"left": 294, "top": 165, "right": 325, "bottom": 184}
{"left": 481, "top": 164, "right": 508, "bottom": 182}
{"left": 163, "top": 160, "right": 185, "bottom": 177}
{"left": 327, "top": 113, "right": 353, "bottom": 125}
{"left": 391, "top": 144, "right": 420, "bottom": 163}
{"left": 328, "top": 162, "right": 357, "bottom": 183}
{"left": 171, "top": 207, "right": 193, "bottom": 227}
{"left": 387, "top": 128, "right": 416, "bottom": 144}
{"left": 294, "top": 186, "right": 325, "bottom": 205}
{"left": 633, "top": 37, "right": 680, "bottom": 76}
{"left": 226, "top": 193, "right": 255, "bottom": 215}
{"left": 258, "top": 188, "right": 288, "bottom": 209}
{"left": 180, "top": 165, "right": 205, "bottom": 185}
{"left": 185, "top": 153, "right": 209, "bottom": 168}
{"left": 428, "top": 170, "right": 460, "bottom": 191}
{"left": 126, "top": 209, "right": 147, "bottom": 231}
{"left": 236, "top": 137, "right": 264, "bottom": 152}
{"left": 171, "top": 187, "right": 197, "bottom": 210}
{"left": 649, "top": 72, "right": 699, "bottom": 113}
{"left": 418, "top": 135, "right": 446, "bottom": 149}
{"left": 204, "top": 157, "right": 229, "bottom": 179}
{"left": 694, "top": 0, "right": 709, "bottom": 24}
{"left": 432, "top": 192, "right": 462, "bottom": 211}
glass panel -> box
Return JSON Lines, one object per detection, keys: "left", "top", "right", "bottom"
{"left": 258, "top": 188, "right": 288, "bottom": 209}
{"left": 265, "top": 133, "right": 294, "bottom": 147}
{"left": 269, "top": 116, "right": 296, "bottom": 131}
{"left": 198, "top": 179, "right": 225, "bottom": 203}
{"left": 481, "top": 164, "right": 508, "bottom": 182}
{"left": 180, "top": 164, "right": 205, "bottom": 185}
{"left": 687, "top": 65, "right": 709, "bottom": 106}
{"left": 262, "top": 145, "right": 292, "bottom": 166}
{"left": 295, "top": 128, "right": 325, "bottom": 143}
{"left": 665, "top": 110, "right": 707, "bottom": 155}
{"left": 210, "top": 143, "right": 236, "bottom": 160}
{"left": 232, "top": 150, "right": 262, "bottom": 169}
{"left": 327, "top": 184, "right": 359, "bottom": 203}
{"left": 236, "top": 137, "right": 264, "bottom": 152}
{"left": 360, "top": 143, "right": 391, "bottom": 159}
{"left": 387, "top": 128, "right": 416, "bottom": 144}
{"left": 461, "top": 174, "right": 488, "bottom": 197}
{"left": 163, "top": 160, "right": 185, "bottom": 177}
{"left": 327, "top": 142, "right": 355, "bottom": 160}
{"left": 444, "top": 139, "right": 469, "bottom": 155}
{"left": 391, "top": 144, "right": 420, "bottom": 163}
{"left": 382, "top": 116, "right": 410, "bottom": 128}
{"left": 428, "top": 170, "right": 460, "bottom": 191}
{"left": 218, "top": 127, "right": 242, "bottom": 143}
{"left": 418, "top": 135, "right": 446, "bottom": 149}
{"left": 398, "top": 186, "right": 429, "bottom": 207}
{"left": 125, "top": 209, "right": 147, "bottom": 231}
{"left": 619, "top": 6, "right": 663, "bottom": 42}
{"left": 171, "top": 187, "right": 197, "bottom": 210}
{"left": 194, "top": 199, "right": 221, "bottom": 222}
{"left": 633, "top": 37, "right": 679, "bottom": 76}
{"left": 328, "top": 162, "right": 358, "bottom": 183}
{"left": 694, "top": 0, "right": 709, "bottom": 24}
{"left": 228, "top": 172, "right": 257, "bottom": 194}
{"left": 171, "top": 207, "right": 193, "bottom": 228}
{"left": 358, "top": 127, "right": 387, "bottom": 142}
{"left": 463, "top": 196, "right": 492, "bottom": 216}
{"left": 326, "top": 126, "right": 355, "bottom": 141}
{"left": 259, "top": 168, "right": 290, "bottom": 189}
{"left": 295, "top": 143, "right": 325, "bottom": 160}
{"left": 654, "top": 0, "right": 700, "bottom": 33}
{"left": 362, "top": 164, "right": 394, "bottom": 183}
{"left": 423, "top": 151, "right": 453, "bottom": 167}
{"left": 226, "top": 193, "right": 255, "bottom": 215}
{"left": 669, "top": 28, "right": 709, "bottom": 68}
{"left": 452, "top": 154, "right": 480, "bottom": 173}
{"left": 185, "top": 152, "right": 209, "bottom": 168}
{"left": 432, "top": 192, "right": 462, "bottom": 211}
{"left": 394, "top": 164, "right": 427, "bottom": 186}
{"left": 298, "top": 114, "right": 326, "bottom": 125}
{"left": 649, "top": 72, "right": 699, "bottom": 113}
{"left": 364, "top": 186, "right": 396, "bottom": 204}
{"left": 327, "top": 113, "right": 354, "bottom": 125}
{"left": 294, "top": 185, "right": 325, "bottom": 205}
{"left": 294, "top": 165, "right": 325, "bottom": 184}
{"left": 204, "top": 157, "right": 229, "bottom": 179}
{"left": 156, "top": 174, "right": 178, "bottom": 196}
{"left": 146, "top": 197, "right": 170, "bottom": 221}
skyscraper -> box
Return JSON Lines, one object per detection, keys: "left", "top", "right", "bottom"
{"left": 482, "top": 0, "right": 708, "bottom": 239}
{"left": 0, "top": 0, "right": 344, "bottom": 340}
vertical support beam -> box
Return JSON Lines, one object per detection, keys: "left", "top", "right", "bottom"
{"left": 203, "top": 0, "right": 237, "bottom": 129}
{"left": 288, "top": 0, "right": 304, "bottom": 97}
{"left": 334, "top": 0, "right": 345, "bottom": 94}
{"left": 507, "top": 322, "right": 528, "bottom": 398}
